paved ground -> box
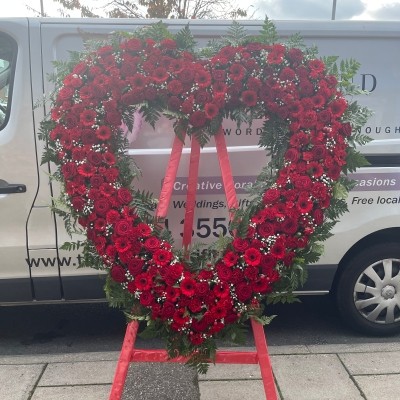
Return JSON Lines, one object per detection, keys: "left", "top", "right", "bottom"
{"left": 2, "top": 341, "right": 400, "bottom": 399}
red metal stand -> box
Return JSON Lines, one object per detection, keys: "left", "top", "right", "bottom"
{"left": 109, "top": 128, "right": 277, "bottom": 399}
{"left": 109, "top": 319, "right": 277, "bottom": 400}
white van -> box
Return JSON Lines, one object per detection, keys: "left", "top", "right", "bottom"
{"left": 0, "top": 18, "right": 399, "bottom": 335}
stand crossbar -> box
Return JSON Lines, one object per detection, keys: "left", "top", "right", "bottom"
{"left": 109, "top": 319, "right": 277, "bottom": 400}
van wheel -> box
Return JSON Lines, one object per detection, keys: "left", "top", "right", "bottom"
{"left": 336, "top": 243, "right": 400, "bottom": 335}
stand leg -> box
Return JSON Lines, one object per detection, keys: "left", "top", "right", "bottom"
{"left": 109, "top": 321, "right": 139, "bottom": 400}
{"left": 251, "top": 319, "right": 278, "bottom": 400}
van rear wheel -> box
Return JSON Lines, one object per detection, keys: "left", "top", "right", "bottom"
{"left": 336, "top": 243, "right": 400, "bottom": 335}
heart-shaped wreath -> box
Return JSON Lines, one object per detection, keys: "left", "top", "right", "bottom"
{"left": 40, "top": 19, "right": 371, "bottom": 371}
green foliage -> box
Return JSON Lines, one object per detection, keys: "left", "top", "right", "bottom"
{"left": 130, "top": 190, "right": 158, "bottom": 222}
{"left": 174, "top": 24, "right": 197, "bottom": 53}
{"left": 60, "top": 240, "right": 84, "bottom": 251}
{"left": 222, "top": 20, "right": 249, "bottom": 47}
{"left": 344, "top": 148, "right": 371, "bottom": 173}
{"left": 135, "top": 21, "right": 173, "bottom": 42}
{"left": 140, "top": 102, "right": 162, "bottom": 128}
{"left": 252, "top": 314, "right": 276, "bottom": 326}
{"left": 254, "top": 16, "right": 278, "bottom": 45}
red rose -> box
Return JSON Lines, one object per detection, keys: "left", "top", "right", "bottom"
{"left": 244, "top": 266, "right": 259, "bottom": 281}
{"left": 94, "top": 198, "right": 111, "bottom": 216}
{"left": 144, "top": 236, "right": 161, "bottom": 251}
{"left": 72, "top": 196, "right": 85, "bottom": 211}
{"left": 232, "top": 238, "right": 249, "bottom": 252}
{"left": 139, "top": 291, "right": 154, "bottom": 307}
{"left": 127, "top": 258, "right": 145, "bottom": 276}
{"left": 257, "top": 222, "right": 276, "bottom": 238}
{"left": 195, "top": 281, "right": 210, "bottom": 297}
{"left": 294, "top": 175, "right": 312, "bottom": 190}
{"left": 217, "top": 263, "right": 233, "bottom": 282}
{"left": 312, "top": 145, "right": 327, "bottom": 160}
{"left": 58, "top": 86, "right": 74, "bottom": 102}
{"left": 117, "top": 187, "right": 132, "bottom": 205}
{"left": 339, "top": 122, "right": 352, "bottom": 137}
{"left": 189, "top": 111, "right": 206, "bottom": 128}
{"left": 61, "top": 162, "right": 77, "bottom": 179}
{"left": 115, "top": 219, "right": 132, "bottom": 236}
{"left": 161, "top": 302, "right": 176, "bottom": 319}
{"left": 285, "top": 148, "right": 300, "bottom": 163}
{"left": 236, "top": 282, "right": 253, "bottom": 302}
{"left": 110, "top": 265, "right": 126, "bottom": 283}
{"left": 263, "top": 188, "right": 280, "bottom": 204}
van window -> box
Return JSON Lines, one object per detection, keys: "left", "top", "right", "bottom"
{"left": 0, "top": 34, "right": 17, "bottom": 130}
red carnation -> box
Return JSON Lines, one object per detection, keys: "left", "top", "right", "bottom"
{"left": 180, "top": 278, "right": 196, "bottom": 297}
{"left": 115, "top": 237, "right": 132, "bottom": 253}
{"left": 270, "top": 238, "right": 286, "bottom": 259}
{"left": 135, "top": 272, "right": 152, "bottom": 291}
{"left": 223, "top": 251, "right": 238, "bottom": 267}
{"left": 204, "top": 103, "right": 219, "bottom": 119}
{"left": 136, "top": 223, "right": 152, "bottom": 237}
{"left": 229, "top": 63, "right": 246, "bottom": 81}
{"left": 153, "top": 249, "right": 172, "bottom": 266}
{"left": 241, "top": 90, "right": 258, "bottom": 107}
{"left": 103, "top": 152, "right": 116, "bottom": 165}
{"left": 152, "top": 67, "right": 169, "bottom": 83}
{"left": 195, "top": 70, "right": 211, "bottom": 88}
{"left": 80, "top": 109, "right": 97, "bottom": 126}
{"left": 167, "top": 80, "right": 184, "bottom": 95}
{"left": 244, "top": 248, "right": 262, "bottom": 267}
{"left": 296, "top": 194, "right": 313, "bottom": 214}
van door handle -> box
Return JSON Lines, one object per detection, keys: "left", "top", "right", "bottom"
{"left": 0, "top": 179, "right": 26, "bottom": 194}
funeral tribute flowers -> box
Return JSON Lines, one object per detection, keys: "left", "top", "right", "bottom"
{"left": 40, "top": 19, "right": 371, "bottom": 371}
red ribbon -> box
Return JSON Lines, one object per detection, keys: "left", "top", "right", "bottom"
{"left": 214, "top": 126, "right": 239, "bottom": 217}
{"left": 182, "top": 137, "right": 201, "bottom": 249}
{"left": 155, "top": 133, "right": 186, "bottom": 218}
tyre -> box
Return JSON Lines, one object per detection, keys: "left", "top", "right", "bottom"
{"left": 336, "top": 243, "right": 400, "bottom": 335}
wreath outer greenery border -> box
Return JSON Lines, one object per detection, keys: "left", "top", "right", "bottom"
{"left": 39, "top": 18, "right": 372, "bottom": 372}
